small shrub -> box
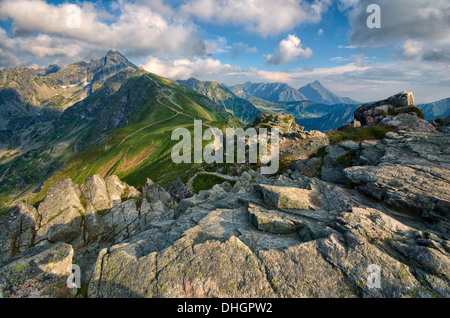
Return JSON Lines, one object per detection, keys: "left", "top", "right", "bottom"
{"left": 337, "top": 151, "right": 356, "bottom": 167}
{"left": 279, "top": 156, "right": 297, "bottom": 174}
{"left": 192, "top": 174, "right": 236, "bottom": 194}
{"left": 327, "top": 126, "right": 395, "bottom": 144}
{"left": 0, "top": 208, "right": 8, "bottom": 217}
{"left": 411, "top": 107, "right": 425, "bottom": 119}
{"left": 309, "top": 146, "right": 327, "bottom": 159}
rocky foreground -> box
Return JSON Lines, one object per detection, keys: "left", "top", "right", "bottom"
{"left": 0, "top": 92, "right": 449, "bottom": 298}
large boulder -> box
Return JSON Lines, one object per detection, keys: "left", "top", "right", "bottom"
{"left": 321, "top": 140, "right": 358, "bottom": 184}
{"left": 0, "top": 243, "right": 76, "bottom": 298}
{"left": 279, "top": 130, "right": 330, "bottom": 160}
{"left": 248, "top": 203, "right": 298, "bottom": 234}
{"left": 143, "top": 179, "right": 176, "bottom": 209}
{"left": 379, "top": 113, "right": 436, "bottom": 132}
{"left": 166, "top": 177, "right": 193, "bottom": 203}
{"left": 256, "top": 184, "right": 322, "bottom": 210}
{"left": 346, "top": 164, "right": 450, "bottom": 226}
{"left": 345, "top": 130, "right": 450, "bottom": 234}
{"left": 0, "top": 202, "right": 39, "bottom": 260}
{"left": 81, "top": 175, "right": 112, "bottom": 242}
{"left": 354, "top": 91, "right": 416, "bottom": 126}
{"left": 350, "top": 91, "right": 437, "bottom": 133}
{"left": 36, "top": 179, "right": 85, "bottom": 245}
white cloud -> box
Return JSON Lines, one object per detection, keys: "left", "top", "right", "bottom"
{"left": 337, "top": 0, "right": 359, "bottom": 11}
{"left": 14, "top": 34, "right": 83, "bottom": 58}
{"left": 401, "top": 40, "right": 425, "bottom": 58}
{"left": 343, "top": 0, "right": 450, "bottom": 47}
{"left": 180, "top": 0, "right": 332, "bottom": 36}
{"left": 338, "top": 45, "right": 359, "bottom": 49}
{"left": 0, "top": 0, "right": 206, "bottom": 63}
{"left": 141, "top": 56, "right": 243, "bottom": 80}
{"left": 205, "top": 37, "right": 229, "bottom": 55}
{"left": 0, "top": 27, "right": 20, "bottom": 66}
{"left": 265, "top": 34, "right": 313, "bottom": 65}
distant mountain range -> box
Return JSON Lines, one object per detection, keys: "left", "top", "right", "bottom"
{"left": 229, "top": 82, "right": 307, "bottom": 103}
{"left": 181, "top": 79, "right": 360, "bottom": 128}
{"left": 182, "top": 78, "right": 450, "bottom": 131}
{"left": 419, "top": 98, "right": 450, "bottom": 121}
{"left": 228, "top": 80, "right": 359, "bottom": 105}
{"left": 298, "top": 80, "right": 358, "bottom": 105}
{"left": 176, "top": 78, "right": 261, "bottom": 123}
{"left": 245, "top": 99, "right": 359, "bottom": 132}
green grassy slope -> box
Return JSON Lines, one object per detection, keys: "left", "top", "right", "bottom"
{"left": 26, "top": 72, "right": 234, "bottom": 207}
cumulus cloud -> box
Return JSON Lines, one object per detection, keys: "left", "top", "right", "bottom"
{"left": 0, "top": 0, "right": 332, "bottom": 66}
{"left": 0, "top": 0, "right": 206, "bottom": 64}
{"left": 0, "top": 28, "right": 20, "bottom": 67}
{"left": 339, "top": 0, "right": 450, "bottom": 66}
{"left": 422, "top": 48, "right": 450, "bottom": 63}
{"left": 264, "top": 34, "right": 312, "bottom": 65}
{"left": 180, "top": 0, "right": 332, "bottom": 36}
{"left": 141, "top": 56, "right": 244, "bottom": 80}
{"left": 400, "top": 40, "right": 425, "bottom": 58}
{"left": 205, "top": 37, "right": 229, "bottom": 56}
{"left": 337, "top": 0, "right": 360, "bottom": 11}
{"left": 397, "top": 39, "right": 450, "bottom": 64}
{"left": 342, "top": 0, "right": 450, "bottom": 46}
{"left": 322, "top": 57, "right": 450, "bottom": 103}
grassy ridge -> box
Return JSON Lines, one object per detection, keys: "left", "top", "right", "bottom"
{"left": 27, "top": 76, "right": 232, "bottom": 207}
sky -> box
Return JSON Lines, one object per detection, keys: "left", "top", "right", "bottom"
{"left": 0, "top": 0, "right": 449, "bottom": 103}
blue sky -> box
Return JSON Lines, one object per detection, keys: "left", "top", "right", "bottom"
{"left": 1, "top": 0, "right": 449, "bottom": 103}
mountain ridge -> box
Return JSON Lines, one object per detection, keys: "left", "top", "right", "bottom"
{"left": 227, "top": 80, "right": 359, "bottom": 105}
{"left": 229, "top": 81, "right": 308, "bottom": 102}
{"left": 298, "top": 80, "right": 359, "bottom": 105}
{"left": 176, "top": 78, "right": 261, "bottom": 123}
{"left": 0, "top": 51, "right": 233, "bottom": 213}
{"left": 419, "top": 97, "right": 450, "bottom": 121}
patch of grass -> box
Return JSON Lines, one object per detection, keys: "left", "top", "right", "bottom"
{"left": 192, "top": 174, "right": 236, "bottom": 194}
{"left": 411, "top": 107, "right": 425, "bottom": 119}
{"left": 0, "top": 207, "right": 9, "bottom": 217}
{"left": 327, "top": 126, "right": 395, "bottom": 144}
{"left": 337, "top": 150, "right": 356, "bottom": 168}
{"left": 309, "top": 146, "right": 327, "bottom": 159}
{"left": 279, "top": 156, "right": 297, "bottom": 174}
{"left": 344, "top": 179, "right": 356, "bottom": 190}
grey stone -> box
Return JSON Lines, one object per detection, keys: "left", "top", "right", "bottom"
{"left": 256, "top": 184, "right": 322, "bottom": 210}
{"left": 0, "top": 243, "right": 76, "bottom": 298}
{"left": 248, "top": 204, "right": 297, "bottom": 234}
{"left": 289, "top": 157, "right": 322, "bottom": 178}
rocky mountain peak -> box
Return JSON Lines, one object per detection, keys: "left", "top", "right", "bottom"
{"left": 308, "top": 80, "right": 324, "bottom": 88}
{"left": 102, "top": 50, "right": 136, "bottom": 68}
{"left": 298, "top": 80, "right": 358, "bottom": 105}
